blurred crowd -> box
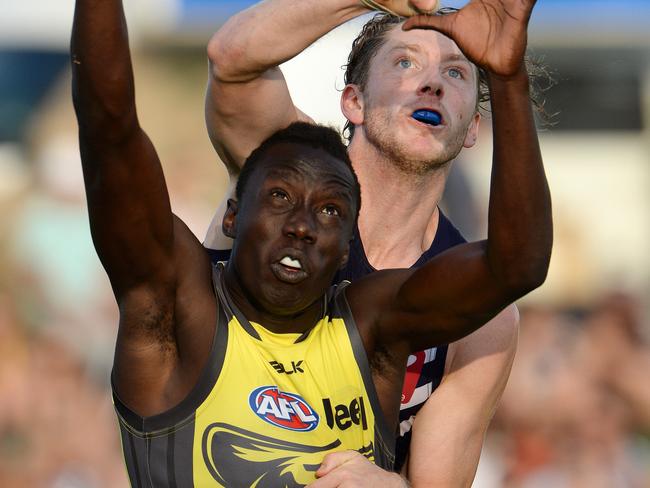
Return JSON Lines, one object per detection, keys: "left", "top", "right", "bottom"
{"left": 477, "top": 296, "right": 650, "bottom": 487}
{"left": 0, "top": 138, "right": 127, "bottom": 486}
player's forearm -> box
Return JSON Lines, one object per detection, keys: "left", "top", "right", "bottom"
{"left": 486, "top": 67, "right": 552, "bottom": 294}
{"left": 207, "top": 0, "right": 366, "bottom": 83}
{"left": 410, "top": 441, "right": 481, "bottom": 488}
{"left": 71, "top": 0, "right": 137, "bottom": 139}
{"left": 408, "top": 309, "right": 518, "bottom": 486}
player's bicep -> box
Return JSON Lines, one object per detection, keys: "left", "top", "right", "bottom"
{"left": 205, "top": 65, "right": 311, "bottom": 172}
{"left": 390, "top": 241, "right": 522, "bottom": 346}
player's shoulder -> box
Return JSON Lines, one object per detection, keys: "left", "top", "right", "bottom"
{"left": 423, "top": 209, "right": 467, "bottom": 261}
{"left": 343, "top": 267, "right": 415, "bottom": 333}
{"left": 437, "top": 209, "right": 467, "bottom": 243}
{"left": 346, "top": 267, "right": 413, "bottom": 299}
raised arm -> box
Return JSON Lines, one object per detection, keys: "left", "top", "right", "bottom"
{"left": 206, "top": 0, "right": 359, "bottom": 173}
{"left": 351, "top": 0, "right": 552, "bottom": 351}
{"left": 71, "top": 0, "right": 174, "bottom": 298}
{"left": 206, "top": 0, "right": 440, "bottom": 171}
{"left": 71, "top": 0, "right": 214, "bottom": 417}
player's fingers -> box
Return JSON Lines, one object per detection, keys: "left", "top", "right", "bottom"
{"left": 402, "top": 12, "right": 454, "bottom": 37}
{"left": 409, "top": 0, "right": 440, "bottom": 14}
{"left": 316, "top": 450, "right": 359, "bottom": 477}
{"left": 306, "top": 475, "right": 338, "bottom": 488}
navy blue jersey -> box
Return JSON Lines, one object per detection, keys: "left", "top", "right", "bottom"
{"left": 206, "top": 209, "right": 466, "bottom": 471}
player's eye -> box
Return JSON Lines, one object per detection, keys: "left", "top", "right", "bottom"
{"left": 447, "top": 67, "right": 463, "bottom": 79}
{"left": 398, "top": 58, "right": 413, "bottom": 69}
{"left": 320, "top": 205, "right": 340, "bottom": 216}
{"left": 271, "top": 189, "right": 289, "bottom": 200}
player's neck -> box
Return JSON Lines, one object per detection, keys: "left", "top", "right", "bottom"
{"left": 222, "top": 265, "right": 325, "bottom": 334}
{"left": 349, "top": 141, "right": 451, "bottom": 269}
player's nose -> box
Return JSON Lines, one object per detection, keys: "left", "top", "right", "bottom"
{"left": 282, "top": 206, "right": 317, "bottom": 244}
{"left": 417, "top": 73, "right": 443, "bottom": 98}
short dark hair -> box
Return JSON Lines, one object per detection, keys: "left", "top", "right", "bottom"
{"left": 343, "top": 10, "right": 551, "bottom": 140}
{"left": 237, "top": 122, "right": 362, "bottom": 219}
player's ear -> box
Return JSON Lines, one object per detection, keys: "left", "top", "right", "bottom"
{"left": 339, "top": 244, "right": 350, "bottom": 269}
{"left": 463, "top": 111, "right": 481, "bottom": 148}
{"left": 222, "top": 198, "right": 238, "bottom": 238}
{"left": 341, "top": 84, "right": 364, "bottom": 126}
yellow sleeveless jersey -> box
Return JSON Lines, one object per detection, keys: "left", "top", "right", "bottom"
{"left": 112, "top": 264, "right": 395, "bottom": 487}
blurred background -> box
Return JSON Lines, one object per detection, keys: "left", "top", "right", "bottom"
{"left": 0, "top": 0, "right": 648, "bottom": 486}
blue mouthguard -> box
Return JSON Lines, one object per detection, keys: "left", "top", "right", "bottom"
{"left": 412, "top": 110, "right": 442, "bottom": 126}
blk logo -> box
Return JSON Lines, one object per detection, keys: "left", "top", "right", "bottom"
{"left": 270, "top": 360, "right": 304, "bottom": 375}
{"left": 249, "top": 386, "right": 319, "bottom": 432}
{"left": 322, "top": 396, "right": 368, "bottom": 431}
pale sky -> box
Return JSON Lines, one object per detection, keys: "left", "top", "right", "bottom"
{"left": 280, "top": 15, "right": 370, "bottom": 132}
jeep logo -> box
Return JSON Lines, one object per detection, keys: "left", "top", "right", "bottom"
{"left": 322, "top": 396, "right": 368, "bottom": 431}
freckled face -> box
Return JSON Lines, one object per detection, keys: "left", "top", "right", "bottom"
{"left": 228, "top": 143, "right": 357, "bottom": 316}
{"left": 357, "top": 26, "right": 480, "bottom": 172}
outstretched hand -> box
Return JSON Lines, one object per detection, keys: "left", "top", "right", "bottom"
{"left": 365, "top": 0, "right": 440, "bottom": 17}
{"left": 403, "top": 0, "right": 537, "bottom": 77}
{"left": 307, "top": 450, "right": 406, "bottom": 488}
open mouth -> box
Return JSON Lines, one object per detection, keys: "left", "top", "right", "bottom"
{"left": 412, "top": 109, "right": 442, "bottom": 126}
{"left": 280, "top": 256, "right": 302, "bottom": 270}
{"left": 271, "top": 255, "right": 308, "bottom": 284}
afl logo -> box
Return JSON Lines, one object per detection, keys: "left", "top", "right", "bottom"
{"left": 249, "top": 386, "right": 319, "bottom": 432}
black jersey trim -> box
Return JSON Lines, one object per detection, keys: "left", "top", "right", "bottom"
{"left": 331, "top": 282, "right": 396, "bottom": 469}
{"left": 112, "top": 265, "right": 230, "bottom": 436}
{"left": 166, "top": 431, "right": 177, "bottom": 488}
{"left": 213, "top": 262, "right": 262, "bottom": 340}
{"left": 124, "top": 427, "right": 143, "bottom": 487}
